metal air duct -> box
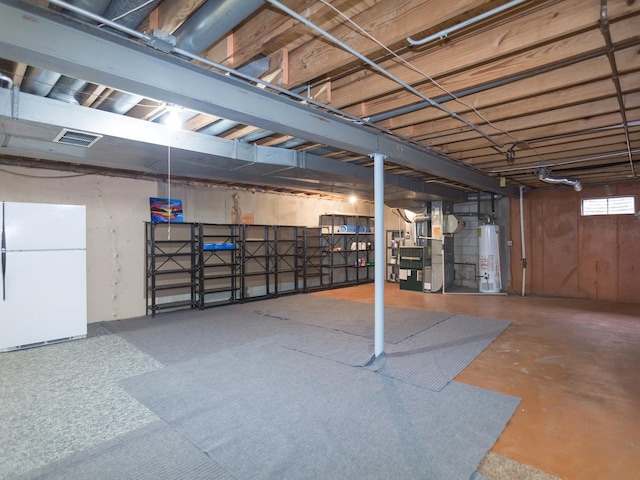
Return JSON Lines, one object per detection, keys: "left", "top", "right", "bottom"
{"left": 47, "top": 0, "right": 159, "bottom": 106}
{"left": 538, "top": 167, "right": 582, "bottom": 192}
{"left": 103, "top": 1, "right": 264, "bottom": 115}
{"left": 103, "top": 0, "right": 160, "bottom": 30}
{"left": 174, "top": 0, "right": 264, "bottom": 55}
{"left": 21, "top": 67, "right": 61, "bottom": 97}
{"left": 20, "top": 0, "right": 109, "bottom": 100}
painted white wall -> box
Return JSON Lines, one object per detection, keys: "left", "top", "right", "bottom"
{"left": 1, "top": 165, "right": 398, "bottom": 323}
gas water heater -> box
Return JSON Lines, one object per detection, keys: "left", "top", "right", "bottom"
{"left": 478, "top": 224, "right": 502, "bottom": 293}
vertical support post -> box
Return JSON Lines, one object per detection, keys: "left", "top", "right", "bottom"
{"left": 373, "top": 152, "right": 386, "bottom": 357}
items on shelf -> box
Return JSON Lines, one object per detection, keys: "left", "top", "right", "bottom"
{"left": 320, "top": 214, "right": 375, "bottom": 288}
{"left": 202, "top": 243, "right": 236, "bottom": 250}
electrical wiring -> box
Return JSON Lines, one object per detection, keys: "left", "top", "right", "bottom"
{"left": 317, "top": 0, "right": 548, "bottom": 164}
{"left": 0, "top": 167, "right": 91, "bottom": 179}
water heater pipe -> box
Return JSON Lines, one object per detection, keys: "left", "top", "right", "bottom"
{"left": 519, "top": 185, "right": 526, "bottom": 297}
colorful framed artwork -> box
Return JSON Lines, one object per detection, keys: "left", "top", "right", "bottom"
{"left": 149, "top": 197, "right": 184, "bottom": 223}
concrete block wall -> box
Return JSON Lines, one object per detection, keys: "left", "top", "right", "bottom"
{"left": 452, "top": 202, "right": 480, "bottom": 288}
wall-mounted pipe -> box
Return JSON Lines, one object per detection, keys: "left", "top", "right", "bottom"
{"left": 538, "top": 167, "right": 582, "bottom": 191}
{"left": 599, "top": 0, "right": 636, "bottom": 178}
{"left": 407, "top": 0, "right": 528, "bottom": 46}
{"left": 519, "top": 185, "right": 526, "bottom": 297}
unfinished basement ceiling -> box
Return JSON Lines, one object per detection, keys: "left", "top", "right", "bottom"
{"left": 0, "top": 0, "right": 638, "bottom": 203}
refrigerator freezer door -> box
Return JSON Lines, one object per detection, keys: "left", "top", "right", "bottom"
{"left": 4, "top": 202, "right": 86, "bottom": 251}
{"left": 0, "top": 250, "right": 87, "bottom": 351}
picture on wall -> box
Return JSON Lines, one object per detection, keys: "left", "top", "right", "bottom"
{"left": 149, "top": 197, "right": 184, "bottom": 223}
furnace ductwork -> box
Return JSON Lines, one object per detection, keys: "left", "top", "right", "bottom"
{"left": 538, "top": 167, "right": 582, "bottom": 192}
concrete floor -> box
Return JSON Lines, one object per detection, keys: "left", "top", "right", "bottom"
{"left": 313, "top": 284, "right": 640, "bottom": 480}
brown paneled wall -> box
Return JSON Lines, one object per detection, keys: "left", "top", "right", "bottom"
{"left": 509, "top": 182, "right": 640, "bottom": 303}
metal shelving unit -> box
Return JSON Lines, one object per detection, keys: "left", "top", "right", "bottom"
{"left": 146, "top": 220, "right": 371, "bottom": 316}
{"left": 273, "top": 225, "right": 303, "bottom": 296}
{"left": 198, "top": 223, "right": 240, "bottom": 308}
{"left": 239, "top": 224, "right": 304, "bottom": 300}
{"left": 240, "top": 224, "right": 276, "bottom": 301}
{"left": 386, "top": 229, "right": 405, "bottom": 283}
{"left": 145, "top": 222, "right": 199, "bottom": 316}
{"left": 319, "top": 214, "right": 375, "bottom": 288}
{"left": 298, "top": 226, "right": 325, "bottom": 291}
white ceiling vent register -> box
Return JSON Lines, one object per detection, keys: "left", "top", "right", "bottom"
{"left": 53, "top": 128, "right": 103, "bottom": 148}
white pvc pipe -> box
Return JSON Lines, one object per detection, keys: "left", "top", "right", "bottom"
{"left": 441, "top": 235, "right": 446, "bottom": 294}
{"left": 519, "top": 186, "right": 526, "bottom": 296}
{"left": 406, "top": 0, "right": 528, "bottom": 46}
{"left": 373, "top": 153, "right": 385, "bottom": 357}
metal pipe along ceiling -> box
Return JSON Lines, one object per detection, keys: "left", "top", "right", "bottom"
{"left": 599, "top": 0, "right": 636, "bottom": 178}
{"left": 264, "top": 0, "right": 505, "bottom": 149}
{"left": 406, "top": 0, "right": 528, "bottom": 46}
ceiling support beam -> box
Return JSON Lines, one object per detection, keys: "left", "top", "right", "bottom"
{"left": 0, "top": 88, "right": 467, "bottom": 202}
{"left": 0, "top": 0, "right": 517, "bottom": 197}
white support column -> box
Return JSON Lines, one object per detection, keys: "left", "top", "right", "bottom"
{"left": 373, "top": 152, "right": 386, "bottom": 357}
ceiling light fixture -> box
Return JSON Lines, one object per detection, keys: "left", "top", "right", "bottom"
{"left": 165, "top": 104, "right": 183, "bottom": 129}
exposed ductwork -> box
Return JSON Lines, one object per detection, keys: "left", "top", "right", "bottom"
{"left": 47, "top": 76, "right": 87, "bottom": 104}
{"left": 65, "top": 0, "right": 111, "bottom": 20}
{"left": 25, "top": 0, "right": 159, "bottom": 106}
{"left": 97, "top": 91, "right": 145, "bottom": 114}
{"left": 21, "top": 67, "right": 62, "bottom": 97}
{"left": 174, "top": 0, "right": 264, "bottom": 56}
{"left": 103, "top": 0, "right": 160, "bottom": 30}
{"left": 538, "top": 167, "right": 582, "bottom": 192}
{"left": 38, "top": 0, "right": 109, "bottom": 105}
{"left": 104, "top": 1, "right": 265, "bottom": 116}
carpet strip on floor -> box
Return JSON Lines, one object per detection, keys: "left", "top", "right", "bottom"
{"left": 366, "top": 314, "right": 511, "bottom": 391}
{"left": 16, "top": 421, "right": 235, "bottom": 480}
{"left": 119, "top": 337, "right": 520, "bottom": 480}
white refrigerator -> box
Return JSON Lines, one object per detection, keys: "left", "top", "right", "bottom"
{"left": 1, "top": 201, "right": 87, "bottom": 352}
